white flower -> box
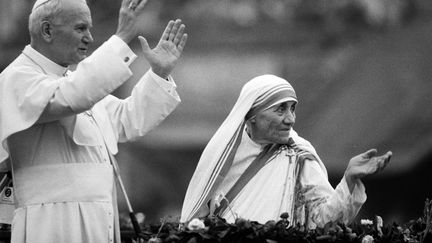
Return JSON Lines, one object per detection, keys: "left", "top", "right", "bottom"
{"left": 375, "top": 215, "right": 384, "bottom": 236}
{"left": 187, "top": 218, "right": 205, "bottom": 231}
{"left": 135, "top": 212, "right": 145, "bottom": 224}
{"left": 375, "top": 215, "right": 383, "bottom": 227}
{"left": 214, "top": 192, "right": 226, "bottom": 208}
{"left": 362, "top": 235, "right": 374, "bottom": 243}
{"left": 360, "top": 219, "right": 373, "bottom": 225}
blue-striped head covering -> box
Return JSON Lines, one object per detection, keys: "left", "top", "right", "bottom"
{"left": 246, "top": 81, "right": 297, "bottom": 120}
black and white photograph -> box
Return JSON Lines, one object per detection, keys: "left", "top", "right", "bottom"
{"left": 0, "top": 0, "right": 431, "bottom": 242}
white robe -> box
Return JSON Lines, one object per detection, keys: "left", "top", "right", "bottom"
{"left": 181, "top": 75, "right": 366, "bottom": 228}
{"left": 0, "top": 35, "right": 180, "bottom": 243}
{"left": 216, "top": 129, "right": 366, "bottom": 227}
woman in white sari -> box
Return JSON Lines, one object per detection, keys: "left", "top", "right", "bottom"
{"left": 181, "top": 74, "right": 392, "bottom": 228}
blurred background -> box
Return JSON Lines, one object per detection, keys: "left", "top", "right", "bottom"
{"left": 1, "top": 0, "right": 431, "bottom": 225}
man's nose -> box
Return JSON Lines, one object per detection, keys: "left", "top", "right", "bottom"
{"left": 83, "top": 30, "right": 94, "bottom": 44}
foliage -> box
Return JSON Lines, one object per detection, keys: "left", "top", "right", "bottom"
{"left": 120, "top": 199, "right": 432, "bottom": 243}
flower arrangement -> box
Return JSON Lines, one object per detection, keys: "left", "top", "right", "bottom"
{"left": 119, "top": 198, "right": 432, "bottom": 243}
{"left": 1, "top": 199, "right": 431, "bottom": 242}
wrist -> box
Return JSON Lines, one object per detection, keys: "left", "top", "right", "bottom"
{"left": 151, "top": 67, "right": 169, "bottom": 80}
{"left": 344, "top": 172, "right": 357, "bottom": 194}
{"left": 115, "top": 33, "right": 133, "bottom": 44}
{"left": 344, "top": 170, "right": 360, "bottom": 183}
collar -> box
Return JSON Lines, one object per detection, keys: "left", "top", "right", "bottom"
{"left": 22, "top": 45, "right": 69, "bottom": 76}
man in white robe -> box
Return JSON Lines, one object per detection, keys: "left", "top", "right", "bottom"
{"left": 181, "top": 75, "right": 392, "bottom": 229}
{"left": 0, "top": 0, "right": 187, "bottom": 242}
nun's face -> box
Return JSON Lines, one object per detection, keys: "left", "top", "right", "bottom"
{"left": 247, "top": 101, "right": 296, "bottom": 144}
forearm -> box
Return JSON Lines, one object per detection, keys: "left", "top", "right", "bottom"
{"left": 101, "top": 69, "right": 180, "bottom": 142}
{"left": 306, "top": 176, "right": 366, "bottom": 228}
{"left": 344, "top": 172, "right": 357, "bottom": 194}
{"left": 300, "top": 161, "right": 366, "bottom": 228}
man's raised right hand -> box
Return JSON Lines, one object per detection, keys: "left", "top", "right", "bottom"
{"left": 115, "top": 0, "right": 148, "bottom": 44}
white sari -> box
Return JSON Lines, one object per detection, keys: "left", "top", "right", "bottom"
{"left": 181, "top": 75, "right": 365, "bottom": 228}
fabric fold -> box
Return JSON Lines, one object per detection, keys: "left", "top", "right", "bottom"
{"left": 180, "top": 75, "right": 325, "bottom": 222}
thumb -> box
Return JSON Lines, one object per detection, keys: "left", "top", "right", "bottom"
{"left": 363, "top": 149, "right": 377, "bottom": 159}
{"left": 138, "top": 36, "right": 151, "bottom": 56}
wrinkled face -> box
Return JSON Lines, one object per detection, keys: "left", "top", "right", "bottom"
{"left": 247, "top": 101, "right": 297, "bottom": 144}
{"left": 49, "top": 1, "right": 93, "bottom": 66}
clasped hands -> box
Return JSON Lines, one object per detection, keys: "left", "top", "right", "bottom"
{"left": 115, "top": 0, "right": 188, "bottom": 79}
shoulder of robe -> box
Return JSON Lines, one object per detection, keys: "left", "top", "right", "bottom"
{"left": 296, "top": 150, "right": 318, "bottom": 163}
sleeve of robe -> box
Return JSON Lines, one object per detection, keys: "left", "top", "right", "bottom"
{"left": 300, "top": 159, "right": 367, "bottom": 229}
{"left": 97, "top": 69, "right": 181, "bottom": 143}
{"left": 0, "top": 35, "right": 136, "bottom": 168}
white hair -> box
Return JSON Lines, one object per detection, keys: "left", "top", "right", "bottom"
{"left": 28, "top": 0, "right": 88, "bottom": 41}
{"left": 28, "top": 0, "right": 63, "bottom": 40}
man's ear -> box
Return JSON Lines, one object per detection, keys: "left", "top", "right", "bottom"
{"left": 249, "top": 118, "right": 256, "bottom": 123}
{"left": 41, "top": 21, "right": 53, "bottom": 42}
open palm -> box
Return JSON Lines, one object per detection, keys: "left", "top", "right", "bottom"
{"left": 345, "top": 149, "right": 392, "bottom": 179}
{"left": 139, "top": 19, "right": 188, "bottom": 79}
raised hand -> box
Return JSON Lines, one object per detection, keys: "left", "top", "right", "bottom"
{"left": 138, "top": 19, "right": 188, "bottom": 79}
{"left": 344, "top": 149, "right": 392, "bottom": 192}
{"left": 115, "top": 0, "right": 149, "bottom": 43}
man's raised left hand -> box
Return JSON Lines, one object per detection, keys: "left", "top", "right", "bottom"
{"left": 139, "top": 19, "right": 188, "bottom": 79}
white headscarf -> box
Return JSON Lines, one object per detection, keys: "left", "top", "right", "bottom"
{"left": 180, "top": 74, "right": 327, "bottom": 222}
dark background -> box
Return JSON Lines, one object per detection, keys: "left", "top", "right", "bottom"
{"left": 1, "top": 0, "right": 431, "bottom": 225}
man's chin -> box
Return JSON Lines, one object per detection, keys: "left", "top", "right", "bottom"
{"left": 73, "top": 55, "right": 87, "bottom": 65}
{"left": 78, "top": 55, "right": 87, "bottom": 61}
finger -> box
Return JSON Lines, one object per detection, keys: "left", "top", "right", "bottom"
{"left": 168, "top": 19, "right": 182, "bottom": 41}
{"left": 379, "top": 160, "right": 388, "bottom": 172}
{"left": 177, "top": 34, "right": 188, "bottom": 53}
{"left": 128, "top": 0, "right": 138, "bottom": 10}
{"left": 376, "top": 151, "right": 391, "bottom": 165}
{"left": 376, "top": 153, "right": 391, "bottom": 172}
{"left": 376, "top": 158, "right": 386, "bottom": 172}
{"left": 160, "top": 20, "right": 175, "bottom": 42}
{"left": 122, "top": 0, "right": 131, "bottom": 8}
{"left": 138, "top": 36, "right": 151, "bottom": 56}
{"left": 173, "top": 24, "right": 185, "bottom": 46}
{"left": 363, "top": 149, "right": 377, "bottom": 159}
{"left": 386, "top": 151, "right": 393, "bottom": 158}
{"left": 135, "top": 0, "right": 148, "bottom": 12}
{"left": 383, "top": 151, "right": 392, "bottom": 166}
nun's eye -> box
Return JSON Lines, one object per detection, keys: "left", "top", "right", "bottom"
{"left": 275, "top": 105, "right": 287, "bottom": 114}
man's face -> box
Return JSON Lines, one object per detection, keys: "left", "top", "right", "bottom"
{"left": 49, "top": 1, "right": 93, "bottom": 66}
{"left": 247, "top": 101, "right": 297, "bottom": 144}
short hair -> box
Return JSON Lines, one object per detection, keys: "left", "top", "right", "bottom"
{"left": 28, "top": 0, "right": 63, "bottom": 40}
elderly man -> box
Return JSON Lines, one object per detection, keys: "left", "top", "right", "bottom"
{"left": 0, "top": 0, "right": 187, "bottom": 242}
{"left": 181, "top": 75, "right": 391, "bottom": 228}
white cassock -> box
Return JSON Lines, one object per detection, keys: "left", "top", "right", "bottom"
{"left": 0, "top": 36, "right": 180, "bottom": 243}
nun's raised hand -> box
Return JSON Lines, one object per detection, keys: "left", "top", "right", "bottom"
{"left": 344, "top": 149, "right": 392, "bottom": 192}
{"left": 345, "top": 149, "right": 392, "bottom": 179}
{"left": 139, "top": 19, "right": 188, "bottom": 79}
